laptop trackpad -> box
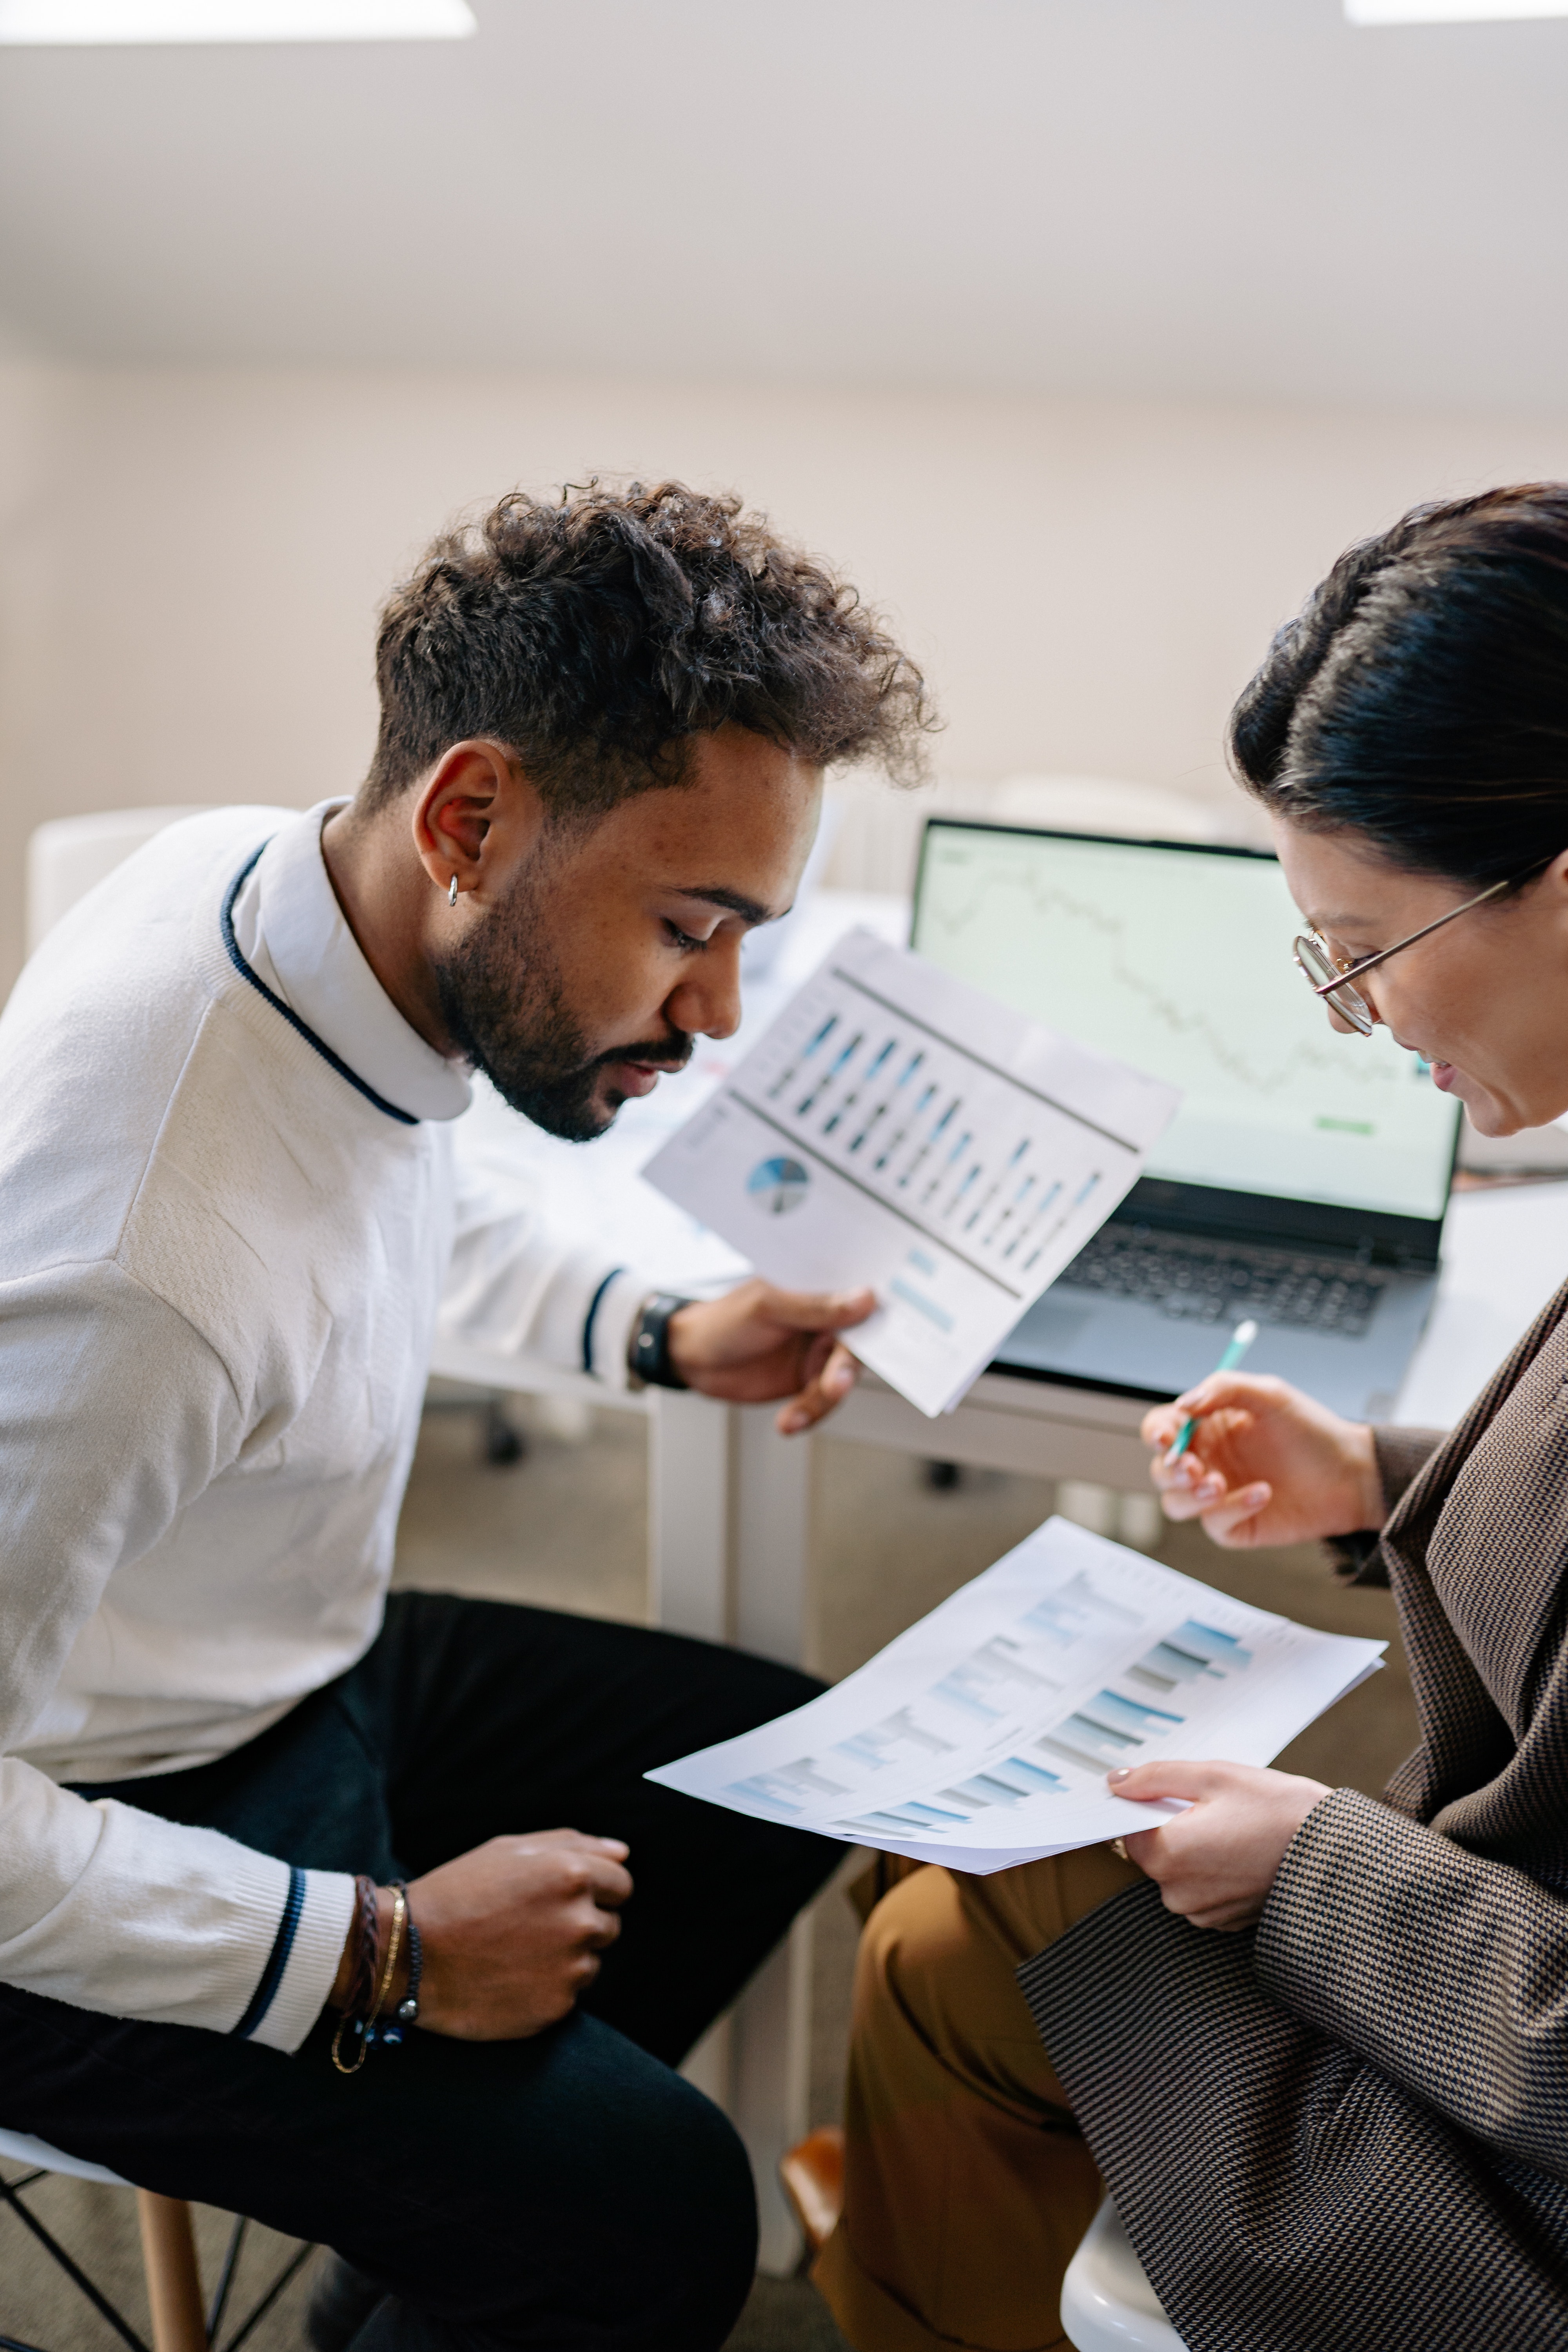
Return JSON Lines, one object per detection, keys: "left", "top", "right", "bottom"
{"left": 1017, "top": 1298, "right": 1096, "bottom": 1353}
{"left": 996, "top": 1278, "right": 1436, "bottom": 1421}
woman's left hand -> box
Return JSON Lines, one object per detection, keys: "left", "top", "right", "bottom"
{"left": 1111, "top": 1760, "right": 1331, "bottom": 1931}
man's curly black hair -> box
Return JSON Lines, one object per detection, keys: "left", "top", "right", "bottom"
{"left": 363, "top": 479, "right": 936, "bottom": 820}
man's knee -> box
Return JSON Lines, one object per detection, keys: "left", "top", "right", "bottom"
{"left": 637, "top": 2070, "right": 759, "bottom": 2301}
{"left": 532, "top": 2062, "right": 758, "bottom": 2351}
{"left": 559, "top": 2061, "right": 757, "bottom": 2351}
{"left": 328, "top": 2039, "right": 759, "bottom": 2352}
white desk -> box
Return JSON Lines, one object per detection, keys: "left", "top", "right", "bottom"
{"left": 430, "top": 893, "right": 1568, "bottom": 2272}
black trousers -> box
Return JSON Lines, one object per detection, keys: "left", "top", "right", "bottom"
{"left": 0, "top": 1594, "right": 837, "bottom": 2352}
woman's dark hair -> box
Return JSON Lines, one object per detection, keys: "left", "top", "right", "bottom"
{"left": 1229, "top": 483, "right": 1568, "bottom": 890}
{"left": 363, "top": 479, "right": 936, "bottom": 819}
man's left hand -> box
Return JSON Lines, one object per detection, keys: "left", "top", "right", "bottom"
{"left": 1111, "top": 1759, "right": 1330, "bottom": 1931}
{"left": 666, "top": 1281, "right": 877, "bottom": 1435}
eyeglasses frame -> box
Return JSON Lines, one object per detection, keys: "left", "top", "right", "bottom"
{"left": 1295, "top": 855, "right": 1559, "bottom": 1035}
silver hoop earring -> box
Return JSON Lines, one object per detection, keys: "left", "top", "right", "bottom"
{"left": 448, "top": 874, "right": 459, "bottom": 908}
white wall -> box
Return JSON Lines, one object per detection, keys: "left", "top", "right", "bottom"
{"left": 7, "top": 361, "right": 1568, "bottom": 993}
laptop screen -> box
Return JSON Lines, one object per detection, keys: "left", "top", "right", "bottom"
{"left": 911, "top": 821, "right": 1461, "bottom": 1227}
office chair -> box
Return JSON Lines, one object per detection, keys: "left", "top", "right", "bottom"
{"left": 1059, "top": 2198, "right": 1188, "bottom": 2351}
{"left": 0, "top": 2124, "right": 314, "bottom": 2352}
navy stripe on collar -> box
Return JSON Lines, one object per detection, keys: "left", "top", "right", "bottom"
{"left": 221, "top": 841, "right": 419, "bottom": 1128}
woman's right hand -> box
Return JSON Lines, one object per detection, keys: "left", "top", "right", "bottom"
{"left": 1140, "top": 1373, "right": 1384, "bottom": 1550}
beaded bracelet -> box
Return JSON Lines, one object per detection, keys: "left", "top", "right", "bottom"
{"left": 379, "top": 1880, "right": 423, "bottom": 2045}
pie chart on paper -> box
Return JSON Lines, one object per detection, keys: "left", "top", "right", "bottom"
{"left": 747, "top": 1155, "right": 811, "bottom": 1216}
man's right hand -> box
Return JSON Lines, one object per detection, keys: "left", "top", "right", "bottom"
{"left": 405, "top": 1828, "right": 633, "bottom": 2040}
{"left": 1140, "top": 1373, "right": 1384, "bottom": 1550}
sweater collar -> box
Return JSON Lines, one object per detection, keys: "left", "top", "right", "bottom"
{"left": 233, "top": 800, "right": 471, "bottom": 1124}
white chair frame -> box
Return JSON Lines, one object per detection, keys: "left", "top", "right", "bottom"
{"left": 1060, "top": 2196, "right": 1188, "bottom": 2351}
{"left": 0, "top": 2129, "right": 310, "bottom": 2352}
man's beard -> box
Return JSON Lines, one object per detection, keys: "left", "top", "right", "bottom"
{"left": 432, "top": 875, "right": 691, "bottom": 1142}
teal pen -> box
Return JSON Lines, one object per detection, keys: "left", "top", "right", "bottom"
{"left": 1165, "top": 1318, "right": 1259, "bottom": 1463}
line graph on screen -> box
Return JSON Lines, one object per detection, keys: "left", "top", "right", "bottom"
{"left": 918, "top": 866, "right": 1413, "bottom": 1103}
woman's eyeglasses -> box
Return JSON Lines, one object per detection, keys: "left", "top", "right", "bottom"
{"left": 1293, "top": 860, "right": 1554, "bottom": 1037}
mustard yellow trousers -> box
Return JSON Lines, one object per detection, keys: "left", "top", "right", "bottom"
{"left": 814, "top": 1846, "right": 1143, "bottom": 2352}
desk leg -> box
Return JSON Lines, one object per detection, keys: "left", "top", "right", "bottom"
{"left": 647, "top": 1388, "right": 734, "bottom": 1641}
{"left": 651, "top": 1395, "right": 817, "bottom": 2273}
{"left": 645, "top": 1392, "right": 815, "bottom": 1659}
{"left": 732, "top": 1911, "right": 815, "bottom": 2275}
{"left": 731, "top": 1416, "right": 815, "bottom": 2271}
{"left": 733, "top": 1410, "right": 815, "bottom": 1668}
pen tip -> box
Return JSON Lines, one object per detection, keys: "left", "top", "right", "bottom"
{"left": 1234, "top": 1319, "right": 1258, "bottom": 1346}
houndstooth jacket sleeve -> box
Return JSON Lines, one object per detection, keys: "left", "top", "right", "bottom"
{"left": 1258, "top": 1787, "right": 1568, "bottom": 2182}
{"left": 1324, "top": 1422, "right": 1447, "bottom": 1583}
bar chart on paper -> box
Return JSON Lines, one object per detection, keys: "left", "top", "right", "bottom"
{"left": 648, "top": 1517, "right": 1385, "bottom": 1872}
{"left": 642, "top": 928, "right": 1181, "bottom": 1414}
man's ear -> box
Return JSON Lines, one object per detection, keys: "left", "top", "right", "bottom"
{"left": 411, "top": 739, "right": 547, "bottom": 907}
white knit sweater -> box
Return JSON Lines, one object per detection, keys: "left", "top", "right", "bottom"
{"left": 0, "top": 804, "right": 646, "bottom": 2053}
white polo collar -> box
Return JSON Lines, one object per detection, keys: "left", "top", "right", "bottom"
{"left": 230, "top": 799, "right": 472, "bottom": 1124}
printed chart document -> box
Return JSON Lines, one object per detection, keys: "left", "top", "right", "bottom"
{"left": 648, "top": 1517, "right": 1385, "bottom": 1874}
{"left": 642, "top": 928, "right": 1180, "bottom": 1416}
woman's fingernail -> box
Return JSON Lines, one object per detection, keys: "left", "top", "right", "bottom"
{"left": 1108, "top": 1767, "right": 1130, "bottom": 1783}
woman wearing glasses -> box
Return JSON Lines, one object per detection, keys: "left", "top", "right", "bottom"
{"left": 815, "top": 486, "right": 1568, "bottom": 2352}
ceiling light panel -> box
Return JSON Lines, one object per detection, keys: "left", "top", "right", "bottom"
{"left": 1347, "top": 1, "right": 1568, "bottom": 21}
{"left": 0, "top": 0, "right": 475, "bottom": 40}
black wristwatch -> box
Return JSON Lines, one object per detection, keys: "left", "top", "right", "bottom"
{"left": 628, "top": 1293, "right": 695, "bottom": 1390}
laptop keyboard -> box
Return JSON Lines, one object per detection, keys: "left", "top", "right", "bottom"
{"left": 1055, "top": 1226, "right": 1392, "bottom": 1338}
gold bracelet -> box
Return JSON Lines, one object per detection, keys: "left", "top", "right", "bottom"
{"left": 372, "top": 1886, "right": 407, "bottom": 2027}
{"left": 330, "top": 1885, "right": 406, "bottom": 2077}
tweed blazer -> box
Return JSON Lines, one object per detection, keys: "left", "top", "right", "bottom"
{"left": 1019, "top": 1275, "right": 1568, "bottom": 2352}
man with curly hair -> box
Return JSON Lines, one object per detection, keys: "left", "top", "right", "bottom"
{"left": 0, "top": 483, "right": 933, "bottom": 2352}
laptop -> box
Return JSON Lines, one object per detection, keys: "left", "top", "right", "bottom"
{"left": 909, "top": 820, "right": 1463, "bottom": 1419}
